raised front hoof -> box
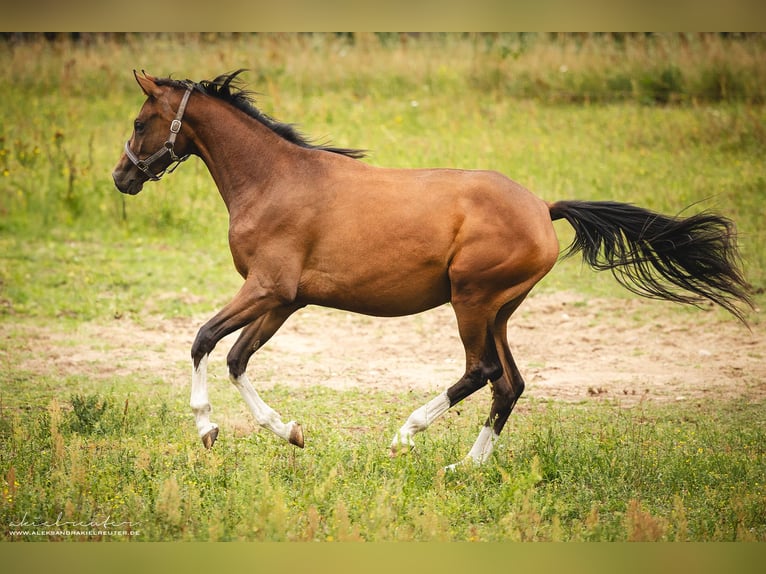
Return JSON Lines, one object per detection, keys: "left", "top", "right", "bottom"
{"left": 288, "top": 422, "right": 304, "bottom": 448}
{"left": 389, "top": 432, "right": 416, "bottom": 458}
{"left": 201, "top": 426, "right": 219, "bottom": 449}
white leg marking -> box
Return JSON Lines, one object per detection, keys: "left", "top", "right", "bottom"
{"left": 390, "top": 391, "right": 451, "bottom": 453}
{"left": 230, "top": 372, "right": 297, "bottom": 443}
{"left": 190, "top": 354, "right": 218, "bottom": 438}
{"left": 466, "top": 425, "right": 499, "bottom": 463}
{"left": 445, "top": 425, "right": 500, "bottom": 471}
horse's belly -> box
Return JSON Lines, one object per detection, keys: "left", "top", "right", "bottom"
{"left": 297, "top": 263, "right": 451, "bottom": 317}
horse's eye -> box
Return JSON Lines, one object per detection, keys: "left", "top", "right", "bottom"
{"left": 134, "top": 120, "right": 145, "bottom": 134}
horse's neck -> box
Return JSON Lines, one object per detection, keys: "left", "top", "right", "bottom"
{"left": 188, "top": 100, "right": 289, "bottom": 211}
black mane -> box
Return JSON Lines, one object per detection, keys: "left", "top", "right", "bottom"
{"left": 156, "top": 70, "right": 366, "bottom": 159}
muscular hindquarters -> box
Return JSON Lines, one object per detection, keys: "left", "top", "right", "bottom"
{"left": 447, "top": 174, "right": 559, "bottom": 311}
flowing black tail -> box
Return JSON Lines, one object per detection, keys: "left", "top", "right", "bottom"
{"left": 549, "top": 200, "right": 753, "bottom": 323}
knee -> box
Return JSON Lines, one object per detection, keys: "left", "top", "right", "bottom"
{"left": 191, "top": 329, "right": 216, "bottom": 367}
{"left": 227, "top": 351, "right": 247, "bottom": 380}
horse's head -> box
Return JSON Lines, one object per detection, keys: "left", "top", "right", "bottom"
{"left": 112, "top": 71, "right": 195, "bottom": 195}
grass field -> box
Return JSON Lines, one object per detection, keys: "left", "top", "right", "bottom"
{"left": 0, "top": 33, "right": 764, "bottom": 541}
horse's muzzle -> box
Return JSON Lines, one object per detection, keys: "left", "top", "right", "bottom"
{"left": 112, "top": 166, "right": 145, "bottom": 196}
{"left": 112, "top": 173, "right": 143, "bottom": 195}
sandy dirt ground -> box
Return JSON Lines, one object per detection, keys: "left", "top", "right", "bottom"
{"left": 14, "top": 291, "right": 765, "bottom": 408}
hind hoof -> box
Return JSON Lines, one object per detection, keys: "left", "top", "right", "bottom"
{"left": 201, "top": 426, "right": 219, "bottom": 449}
{"left": 288, "top": 422, "right": 304, "bottom": 448}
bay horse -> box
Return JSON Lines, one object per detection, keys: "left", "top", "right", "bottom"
{"left": 112, "top": 70, "right": 752, "bottom": 469}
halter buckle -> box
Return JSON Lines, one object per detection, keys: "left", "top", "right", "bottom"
{"left": 123, "top": 86, "right": 192, "bottom": 181}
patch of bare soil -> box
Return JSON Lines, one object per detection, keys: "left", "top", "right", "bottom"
{"left": 11, "top": 291, "right": 764, "bottom": 407}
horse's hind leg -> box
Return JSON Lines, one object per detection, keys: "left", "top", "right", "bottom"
{"left": 227, "top": 305, "right": 304, "bottom": 447}
{"left": 447, "top": 298, "right": 528, "bottom": 469}
{"left": 390, "top": 305, "right": 500, "bottom": 456}
{"left": 450, "top": 334, "right": 525, "bottom": 469}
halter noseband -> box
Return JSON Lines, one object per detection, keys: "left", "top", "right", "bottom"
{"left": 124, "top": 86, "right": 193, "bottom": 181}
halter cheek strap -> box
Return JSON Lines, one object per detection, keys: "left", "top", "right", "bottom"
{"left": 124, "top": 86, "right": 193, "bottom": 181}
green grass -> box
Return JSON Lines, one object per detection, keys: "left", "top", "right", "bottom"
{"left": 0, "top": 230, "right": 238, "bottom": 321}
{"left": 1, "top": 386, "right": 763, "bottom": 541}
{"left": 0, "top": 33, "right": 764, "bottom": 541}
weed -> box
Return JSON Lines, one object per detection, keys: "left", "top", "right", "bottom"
{"left": 67, "top": 393, "right": 110, "bottom": 435}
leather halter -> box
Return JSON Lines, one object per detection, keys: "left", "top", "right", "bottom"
{"left": 124, "top": 86, "right": 193, "bottom": 181}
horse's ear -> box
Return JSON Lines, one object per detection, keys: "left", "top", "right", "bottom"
{"left": 133, "top": 70, "right": 162, "bottom": 98}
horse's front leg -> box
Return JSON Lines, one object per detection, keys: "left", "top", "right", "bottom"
{"left": 226, "top": 305, "right": 304, "bottom": 447}
{"left": 191, "top": 353, "right": 218, "bottom": 448}
{"left": 189, "top": 277, "right": 286, "bottom": 449}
